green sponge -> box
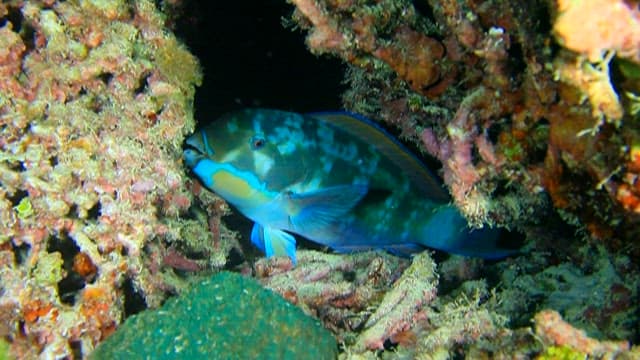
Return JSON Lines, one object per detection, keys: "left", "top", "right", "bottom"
{"left": 91, "top": 272, "right": 337, "bottom": 359}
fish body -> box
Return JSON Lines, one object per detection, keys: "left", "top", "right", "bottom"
{"left": 184, "top": 109, "right": 512, "bottom": 263}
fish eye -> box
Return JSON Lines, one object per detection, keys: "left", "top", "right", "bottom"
{"left": 250, "top": 135, "right": 266, "bottom": 150}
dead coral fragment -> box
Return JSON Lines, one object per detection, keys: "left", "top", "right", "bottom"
{"left": 356, "top": 252, "right": 437, "bottom": 351}
{"left": 255, "top": 250, "right": 408, "bottom": 342}
{"left": 534, "top": 310, "right": 630, "bottom": 357}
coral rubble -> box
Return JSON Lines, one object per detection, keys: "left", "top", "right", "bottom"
{"left": 0, "top": 1, "right": 235, "bottom": 358}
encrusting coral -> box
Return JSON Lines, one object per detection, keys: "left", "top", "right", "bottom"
{"left": 288, "top": 0, "right": 640, "bottom": 254}
{"left": 282, "top": 0, "right": 640, "bottom": 357}
{"left": 0, "top": 0, "right": 236, "bottom": 358}
{"left": 90, "top": 272, "right": 338, "bottom": 360}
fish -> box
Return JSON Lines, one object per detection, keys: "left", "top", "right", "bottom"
{"left": 183, "top": 109, "right": 515, "bottom": 264}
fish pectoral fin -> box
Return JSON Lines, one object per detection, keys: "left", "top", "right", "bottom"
{"left": 285, "top": 184, "right": 368, "bottom": 233}
{"left": 251, "top": 223, "right": 297, "bottom": 264}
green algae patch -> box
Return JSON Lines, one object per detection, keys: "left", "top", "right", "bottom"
{"left": 91, "top": 272, "right": 338, "bottom": 360}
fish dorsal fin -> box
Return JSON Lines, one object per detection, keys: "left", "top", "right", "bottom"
{"left": 308, "top": 112, "right": 449, "bottom": 202}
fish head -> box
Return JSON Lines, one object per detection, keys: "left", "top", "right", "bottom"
{"left": 184, "top": 109, "right": 311, "bottom": 199}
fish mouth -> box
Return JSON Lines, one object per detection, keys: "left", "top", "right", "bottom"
{"left": 183, "top": 147, "right": 205, "bottom": 168}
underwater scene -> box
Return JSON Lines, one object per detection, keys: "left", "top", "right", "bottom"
{"left": 1, "top": 0, "right": 639, "bottom": 359}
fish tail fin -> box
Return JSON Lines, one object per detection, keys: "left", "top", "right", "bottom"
{"left": 420, "top": 205, "right": 517, "bottom": 259}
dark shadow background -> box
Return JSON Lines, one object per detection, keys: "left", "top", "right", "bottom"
{"left": 171, "top": 0, "right": 345, "bottom": 123}
{"left": 170, "top": 0, "right": 345, "bottom": 263}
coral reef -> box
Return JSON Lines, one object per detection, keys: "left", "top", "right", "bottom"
{"left": 492, "top": 242, "right": 639, "bottom": 341}
{"left": 2, "top": 0, "right": 640, "bottom": 358}
{"left": 0, "top": 1, "right": 235, "bottom": 358}
{"left": 281, "top": 0, "right": 640, "bottom": 357}
{"left": 90, "top": 271, "right": 338, "bottom": 360}
{"left": 534, "top": 309, "right": 629, "bottom": 357}
{"left": 255, "top": 250, "right": 410, "bottom": 345}
{"left": 288, "top": 0, "right": 640, "bottom": 254}
{"left": 259, "top": 251, "right": 507, "bottom": 356}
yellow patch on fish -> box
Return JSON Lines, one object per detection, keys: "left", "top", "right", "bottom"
{"left": 212, "top": 169, "right": 269, "bottom": 203}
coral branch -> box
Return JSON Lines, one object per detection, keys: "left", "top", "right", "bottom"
{"left": 534, "top": 310, "right": 630, "bottom": 357}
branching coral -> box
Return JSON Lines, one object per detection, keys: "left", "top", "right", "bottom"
{"left": 0, "top": 1, "right": 235, "bottom": 358}
{"left": 257, "top": 251, "right": 508, "bottom": 357}
{"left": 534, "top": 310, "right": 630, "bottom": 357}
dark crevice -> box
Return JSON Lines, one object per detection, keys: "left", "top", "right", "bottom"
{"left": 69, "top": 340, "right": 82, "bottom": 360}
{"left": 134, "top": 73, "right": 151, "bottom": 95}
{"left": 1, "top": 5, "right": 36, "bottom": 54}
{"left": 1, "top": 5, "right": 22, "bottom": 30}
{"left": 506, "top": 41, "right": 526, "bottom": 86}
{"left": 411, "top": 0, "right": 437, "bottom": 25}
{"left": 172, "top": 1, "right": 343, "bottom": 117}
{"left": 529, "top": 119, "right": 549, "bottom": 164}
{"left": 11, "top": 242, "right": 31, "bottom": 266}
{"left": 342, "top": 270, "right": 356, "bottom": 282}
{"left": 97, "top": 72, "right": 114, "bottom": 86}
{"left": 58, "top": 272, "right": 86, "bottom": 305}
{"left": 531, "top": 1, "right": 552, "bottom": 35}
{"left": 47, "top": 232, "right": 85, "bottom": 305}
{"left": 6, "top": 189, "right": 28, "bottom": 207}
{"left": 20, "top": 22, "right": 37, "bottom": 53}
{"left": 487, "top": 120, "right": 504, "bottom": 144}
{"left": 122, "top": 278, "right": 147, "bottom": 316}
{"left": 470, "top": 143, "right": 481, "bottom": 166}
{"left": 86, "top": 201, "right": 101, "bottom": 220}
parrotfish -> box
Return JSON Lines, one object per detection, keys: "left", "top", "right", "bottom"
{"left": 183, "top": 109, "right": 514, "bottom": 264}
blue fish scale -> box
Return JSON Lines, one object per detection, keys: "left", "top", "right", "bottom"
{"left": 184, "top": 109, "right": 515, "bottom": 261}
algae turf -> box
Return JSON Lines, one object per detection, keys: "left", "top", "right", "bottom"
{"left": 90, "top": 271, "right": 338, "bottom": 360}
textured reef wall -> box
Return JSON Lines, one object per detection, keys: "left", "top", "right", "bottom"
{"left": 0, "top": 0, "right": 238, "bottom": 358}
{"left": 1, "top": 0, "right": 640, "bottom": 359}
{"left": 283, "top": 0, "right": 640, "bottom": 357}
{"left": 289, "top": 0, "right": 640, "bottom": 250}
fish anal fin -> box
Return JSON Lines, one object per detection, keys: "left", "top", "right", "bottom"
{"left": 251, "top": 223, "right": 297, "bottom": 264}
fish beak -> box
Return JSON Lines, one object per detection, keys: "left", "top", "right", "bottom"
{"left": 184, "top": 129, "right": 214, "bottom": 168}
{"left": 185, "top": 129, "right": 214, "bottom": 156}
{"left": 183, "top": 148, "right": 204, "bottom": 168}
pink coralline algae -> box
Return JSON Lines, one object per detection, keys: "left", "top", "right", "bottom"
{"left": 281, "top": 0, "right": 640, "bottom": 357}
{"left": 0, "top": 1, "right": 235, "bottom": 358}
{"left": 290, "top": 0, "right": 640, "bottom": 255}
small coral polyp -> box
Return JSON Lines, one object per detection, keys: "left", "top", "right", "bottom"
{"left": 0, "top": 0, "right": 214, "bottom": 358}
